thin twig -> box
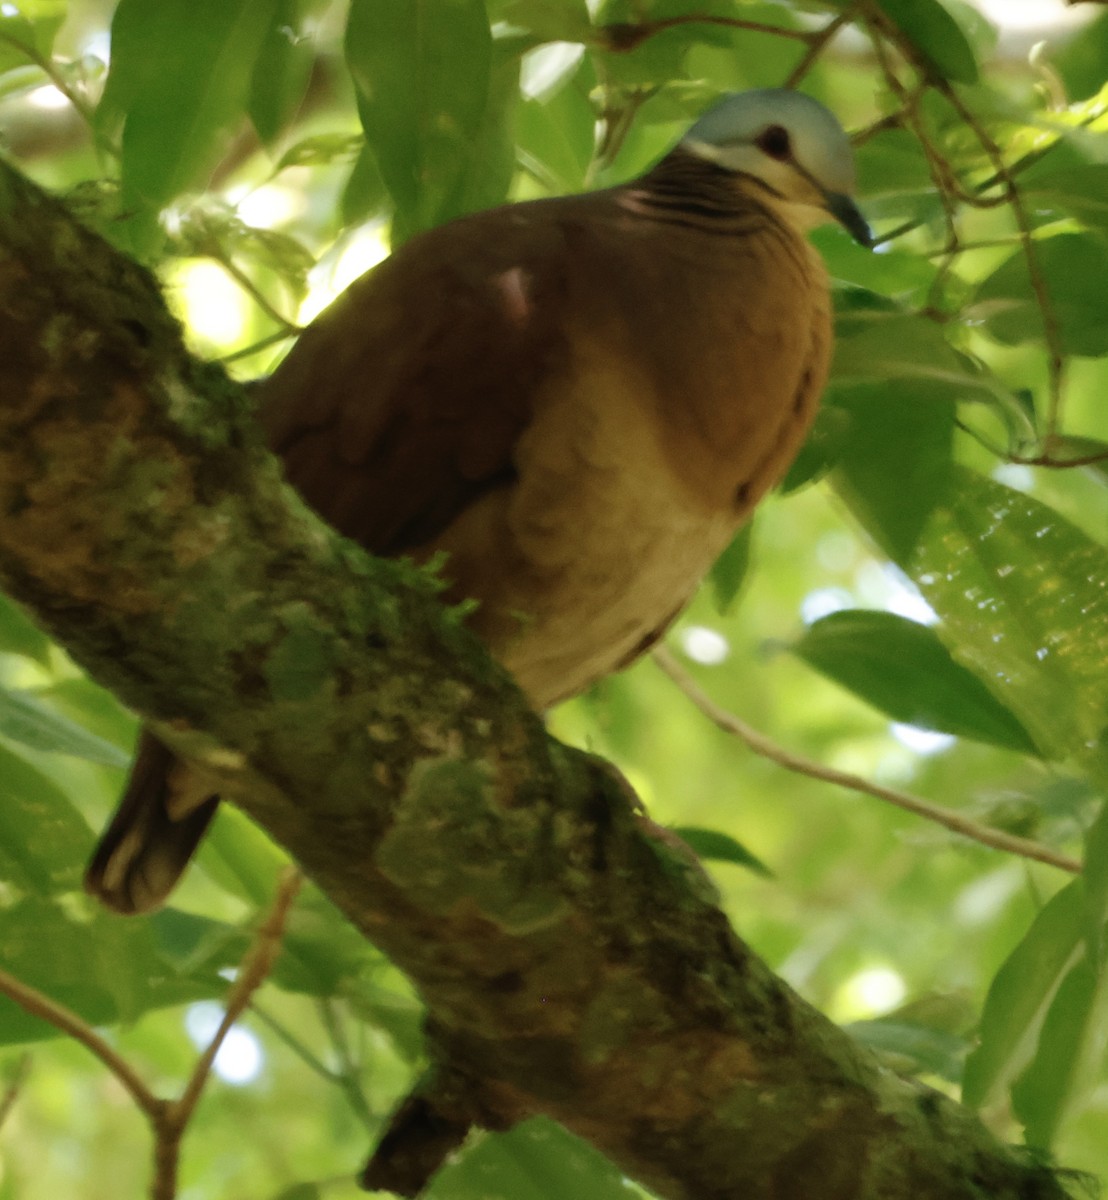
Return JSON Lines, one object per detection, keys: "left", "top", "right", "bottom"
{"left": 599, "top": 15, "right": 813, "bottom": 53}
{"left": 215, "top": 256, "right": 302, "bottom": 335}
{"left": 171, "top": 867, "right": 303, "bottom": 1124}
{"left": 654, "top": 647, "right": 1082, "bottom": 876}
{"left": 936, "top": 80, "right": 1068, "bottom": 440}
{"left": 0, "top": 966, "right": 162, "bottom": 1117}
{"left": 785, "top": 8, "right": 857, "bottom": 89}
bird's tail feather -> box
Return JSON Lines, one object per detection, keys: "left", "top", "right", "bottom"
{"left": 85, "top": 732, "right": 220, "bottom": 915}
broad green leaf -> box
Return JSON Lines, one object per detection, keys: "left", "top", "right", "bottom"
{"left": 426, "top": 1116, "right": 637, "bottom": 1200}
{"left": 709, "top": 523, "right": 753, "bottom": 615}
{"left": 779, "top": 403, "right": 851, "bottom": 493}
{"left": 0, "top": 687, "right": 130, "bottom": 766}
{"left": 911, "top": 468, "right": 1108, "bottom": 766}
{"left": 1024, "top": 164, "right": 1108, "bottom": 239}
{"left": 493, "top": 0, "right": 591, "bottom": 43}
{"left": 0, "top": 744, "right": 91, "bottom": 895}
{"left": 248, "top": 0, "right": 314, "bottom": 145}
{"left": 0, "top": 898, "right": 235, "bottom": 1043}
{"left": 832, "top": 309, "right": 995, "bottom": 397}
{"left": 970, "top": 232, "right": 1108, "bottom": 357}
{"left": 854, "top": 128, "right": 934, "bottom": 198}
{"left": 1011, "top": 954, "right": 1108, "bottom": 1149}
{"left": 340, "top": 142, "right": 388, "bottom": 228}
{"left": 0, "top": 3, "right": 65, "bottom": 75}
{"left": 199, "top": 804, "right": 290, "bottom": 909}
{"left": 516, "top": 84, "right": 596, "bottom": 194}
{"left": 345, "top": 0, "right": 497, "bottom": 238}
{"left": 849, "top": 1017, "right": 968, "bottom": 1083}
{"left": 99, "top": 0, "right": 281, "bottom": 247}
{"left": 672, "top": 825, "right": 772, "bottom": 876}
{"left": 828, "top": 382, "right": 955, "bottom": 567}
{"left": 872, "top": 0, "right": 978, "bottom": 83}
{"left": 0, "top": 593, "right": 51, "bottom": 664}
{"left": 962, "top": 880, "right": 1084, "bottom": 1109}
{"left": 794, "top": 610, "right": 1038, "bottom": 754}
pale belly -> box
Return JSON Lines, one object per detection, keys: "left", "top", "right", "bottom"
{"left": 430, "top": 354, "right": 743, "bottom": 710}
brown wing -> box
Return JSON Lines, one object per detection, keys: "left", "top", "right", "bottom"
{"left": 257, "top": 201, "right": 582, "bottom": 557}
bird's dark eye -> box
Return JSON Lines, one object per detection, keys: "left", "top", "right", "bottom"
{"left": 756, "top": 124, "right": 791, "bottom": 161}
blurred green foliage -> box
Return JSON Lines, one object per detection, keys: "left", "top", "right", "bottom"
{"left": 0, "top": 0, "right": 1107, "bottom": 1197}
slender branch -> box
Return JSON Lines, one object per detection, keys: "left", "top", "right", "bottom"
{"left": 599, "top": 15, "right": 812, "bottom": 53}
{"left": 653, "top": 647, "right": 1082, "bottom": 876}
{"left": 935, "top": 80, "right": 1068, "bottom": 440}
{"left": 785, "top": 8, "right": 857, "bottom": 89}
{"left": 0, "top": 967, "right": 162, "bottom": 1117}
{"left": 171, "top": 868, "right": 302, "bottom": 1125}
{"left": 213, "top": 255, "right": 302, "bottom": 336}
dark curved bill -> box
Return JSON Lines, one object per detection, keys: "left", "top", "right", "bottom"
{"left": 825, "top": 191, "right": 873, "bottom": 247}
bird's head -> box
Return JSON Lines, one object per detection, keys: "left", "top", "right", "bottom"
{"left": 683, "top": 89, "right": 872, "bottom": 247}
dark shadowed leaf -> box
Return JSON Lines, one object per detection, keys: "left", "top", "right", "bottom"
{"left": 970, "top": 233, "right": 1108, "bottom": 357}
{"left": 793, "top": 610, "right": 1038, "bottom": 754}
{"left": 672, "top": 826, "right": 772, "bottom": 876}
{"left": 872, "top": 0, "right": 978, "bottom": 83}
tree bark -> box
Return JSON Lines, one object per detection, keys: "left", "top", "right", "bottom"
{"left": 0, "top": 161, "right": 1073, "bottom": 1200}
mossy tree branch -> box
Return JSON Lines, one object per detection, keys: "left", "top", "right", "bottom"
{"left": 0, "top": 160, "right": 1073, "bottom": 1200}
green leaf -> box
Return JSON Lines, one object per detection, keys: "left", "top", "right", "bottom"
{"left": 345, "top": 0, "right": 498, "bottom": 238}
{"left": 0, "top": 898, "right": 235, "bottom": 1043}
{"left": 793, "top": 610, "right": 1038, "bottom": 754}
{"left": 672, "top": 825, "right": 772, "bottom": 876}
{"left": 340, "top": 142, "right": 388, "bottom": 228}
{"left": 962, "top": 880, "right": 1084, "bottom": 1109}
{"left": 872, "top": 0, "right": 978, "bottom": 83}
{"left": 911, "top": 468, "right": 1108, "bottom": 765}
{"left": 709, "top": 523, "right": 753, "bottom": 615}
{"left": 832, "top": 306, "right": 996, "bottom": 398}
{"left": 849, "top": 1016, "right": 968, "bottom": 1082}
{"left": 1024, "top": 163, "right": 1108, "bottom": 239}
{"left": 248, "top": 0, "right": 314, "bottom": 145}
{"left": 0, "top": 593, "right": 51, "bottom": 664}
{"left": 970, "top": 233, "right": 1108, "bottom": 357}
{"left": 828, "top": 381, "right": 955, "bottom": 567}
{"left": 426, "top": 1116, "right": 634, "bottom": 1200}
{"left": 0, "top": 687, "right": 130, "bottom": 766}
{"left": 0, "top": 744, "right": 92, "bottom": 895}
{"left": 1011, "top": 954, "right": 1108, "bottom": 1149}
{"left": 0, "top": 3, "right": 66, "bottom": 75}
{"left": 99, "top": 0, "right": 281, "bottom": 247}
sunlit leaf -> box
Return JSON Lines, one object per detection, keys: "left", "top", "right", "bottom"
{"left": 0, "top": 3, "right": 65, "bottom": 75}
{"left": 1011, "top": 954, "right": 1108, "bottom": 1150}
{"left": 98, "top": 0, "right": 281, "bottom": 248}
{"left": 962, "top": 880, "right": 1084, "bottom": 1109}
{"left": 912, "top": 468, "right": 1108, "bottom": 765}
{"left": 0, "top": 898, "right": 234, "bottom": 1043}
{"left": 0, "top": 687, "right": 130, "bottom": 766}
{"left": 0, "top": 744, "right": 91, "bottom": 894}
{"left": 345, "top": 0, "right": 500, "bottom": 238}
{"left": 426, "top": 1116, "right": 635, "bottom": 1200}
{"left": 0, "top": 593, "right": 51, "bottom": 664}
